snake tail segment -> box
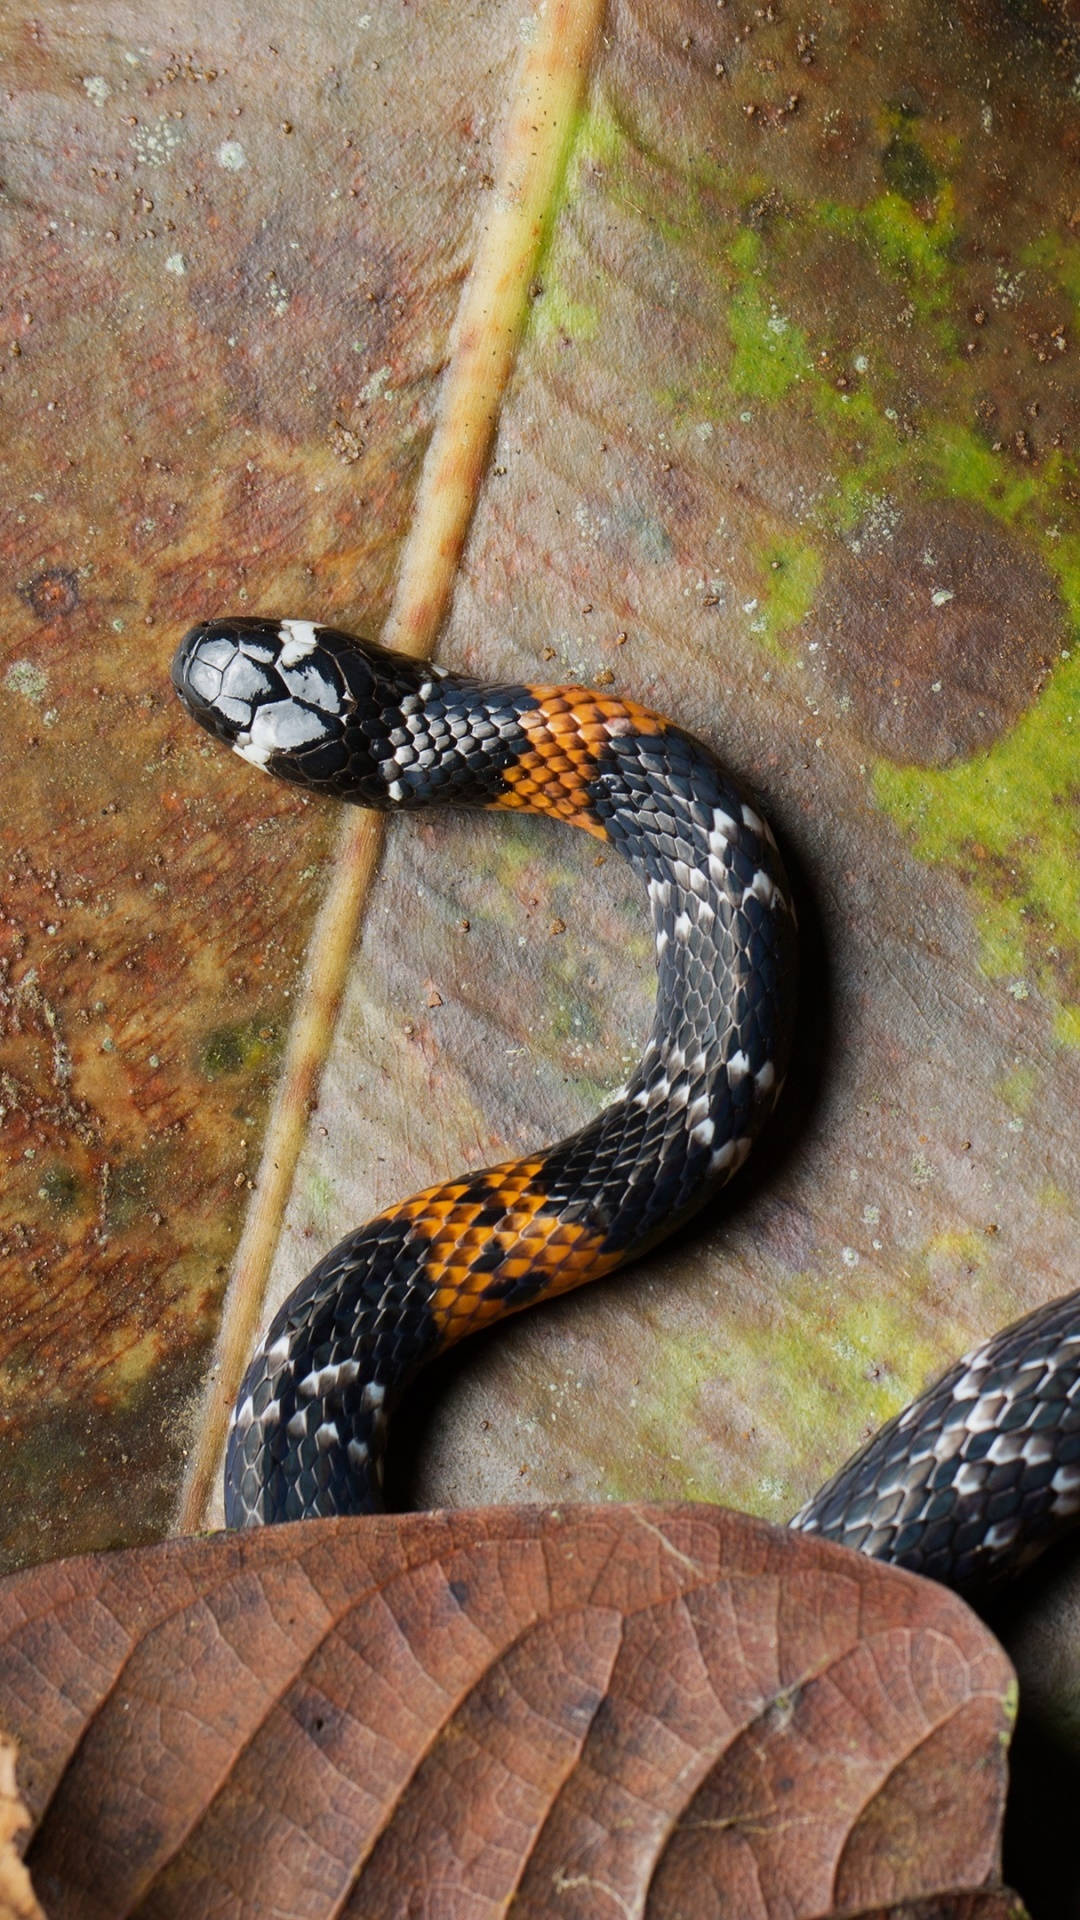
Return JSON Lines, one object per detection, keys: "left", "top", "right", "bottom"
{"left": 791, "top": 1292, "right": 1080, "bottom": 1594}
{"left": 172, "top": 618, "right": 797, "bottom": 1528}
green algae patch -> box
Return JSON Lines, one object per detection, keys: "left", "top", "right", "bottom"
{"left": 726, "top": 231, "right": 812, "bottom": 402}
{"left": 924, "top": 1226, "right": 997, "bottom": 1281}
{"left": 1022, "top": 230, "right": 1080, "bottom": 312}
{"left": 752, "top": 534, "right": 824, "bottom": 656}
{"left": 303, "top": 1167, "right": 339, "bottom": 1233}
{"left": 605, "top": 1264, "right": 968, "bottom": 1520}
{"left": 861, "top": 189, "right": 955, "bottom": 302}
{"left": 597, "top": 1324, "right": 731, "bottom": 1506}
{"left": 717, "top": 1276, "right": 956, "bottom": 1521}
{"left": 199, "top": 1017, "right": 281, "bottom": 1079}
{"left": 997, "top": 1064, "right": 1039, "bottom": 1118}
{"left": 523, "top": 92, "right": 623, "bottom": 349}
{"left": 37, "top": 1162, "right": 82, "bottom": 1215}
{"left": 916, "top": 422, "right": 1046, "bottom": 525}
{"left": 570, "top": 89, "right": 628, "bottom": 181}
{"left": 874, "top": 644, "right": 1080, "bottom": 1044}
{"left": 818, "top": 188, "right": 957, "bottom": 348}
{"left": 530, "top": 281, "right": 599, "bottom": 347}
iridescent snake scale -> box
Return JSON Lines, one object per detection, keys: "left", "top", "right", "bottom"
{"left": 172, "top": 617, "right": 1080, "bottom": 1598}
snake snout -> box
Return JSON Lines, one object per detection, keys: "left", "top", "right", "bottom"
{"left": 171, "top": 616, "right": 351, "bottom": 775}
{"left": 171, "top": 621, "right": 266, "bottom": 744}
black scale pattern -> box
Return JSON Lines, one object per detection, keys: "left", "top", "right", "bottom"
{"left": 175, "top": 618, "right": 1080, "bottom": 1593}
{"left": 173, "top": 620, "right": 796, "bottom": 1527}
{"left": 538, "top": 723, "right": 795, "bottom": 1256}
{"left": 226, "top": 1216, "right": 439, "bottom": 1524}
{"left": 792, "top": 1291, "right": 1080, "bottom": 1594}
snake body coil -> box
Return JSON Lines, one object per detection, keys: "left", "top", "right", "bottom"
{"left": 172, "top": 618, "right": 1080, "bottom": 1595}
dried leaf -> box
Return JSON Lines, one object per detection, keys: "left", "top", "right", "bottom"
{"left": 0, "top": 1505, "right": 1018, "bottom": 1919}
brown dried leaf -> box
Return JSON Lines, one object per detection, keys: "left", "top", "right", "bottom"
{"left": 0, "top": 1505, "right": 1018, "bottom": 1920}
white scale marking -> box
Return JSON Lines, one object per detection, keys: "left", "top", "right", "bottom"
{"left": 233, "top": 735, "right": 273, "bottom": 770}
{"left": 709, "top": 1136, "right": 752, "bottom": 1175}
{"left": 983, "top": 1519, "right": 1021, "bottom": 1551}
{"left": 246, "top": 700, "right": 327, "bottom": 759}
{"left": 278, "top": 618, "right": 320, "bottom": 664}
{"left": 953, "top": 1461, "right": 989, "bottom": 1495}
{"left": 634, "top": 1078, "right": 669, "bottom": 1109}
{"left": 928, "top": 1425, "right": 966, "bottom": 1464}
{"left": 297, "top": 1359, "right": 363, "bottom": 1400}
{"left": 280, "top": 661, "right": 342, "bottom": 713}
{"left": 742, "top": 870, "right": 778, "bottom": 910}
{"left": 965, "top": 1393, "right": 1007, "bottom": 1432}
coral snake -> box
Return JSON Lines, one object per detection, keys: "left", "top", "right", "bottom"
{"left": 172, "top": 617, "right": 1080, "bottom": 1596}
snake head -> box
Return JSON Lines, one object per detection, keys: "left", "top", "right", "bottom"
{"left": 170, "top": 616, "right": 423, "bottom": 800}
{"left": 172, "top": 615, "right": 508, "bottom": 812}
{"left": 171, "top": 616, "right": 353, "bottom": 759}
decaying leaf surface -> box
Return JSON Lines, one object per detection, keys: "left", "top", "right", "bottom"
{"left": 329, "top": 0, "right": 1080, "bottom": 1538}
{"left": 0, "top": 0, "right": 526, "bottom": 1564}
{"left": 0, "top": 1505, "right": 1018, "bottom": 1919}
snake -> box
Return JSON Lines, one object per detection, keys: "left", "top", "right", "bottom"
{"left": 172, "top": 617, "right": 1080, "bottom": 1598}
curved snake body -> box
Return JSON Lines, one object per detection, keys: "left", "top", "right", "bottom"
{"left": 172, "top": 618, "right": 1080, "bottom": 1595}
{"left": 173, "top": 619, "right": 796, "bottom": 1527}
